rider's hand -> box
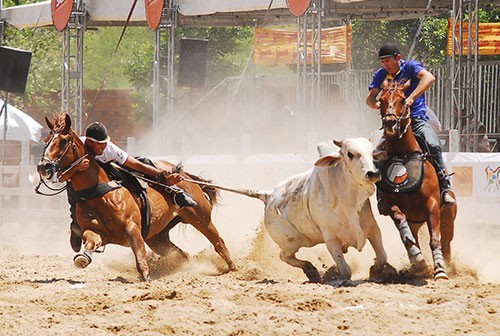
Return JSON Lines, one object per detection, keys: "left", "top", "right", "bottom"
{"left": 375, "top": 101, "right": 381, "bottom": 109}
{"left": 158, "top": 170, "right": 183, "bottom": 185}
{"left": 76, "top": 158, "right": 90, "bottom": 172}
{"left": 405, "top": 96, "right": 414, "bottom": 107}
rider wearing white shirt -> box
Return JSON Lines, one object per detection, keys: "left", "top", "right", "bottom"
{"left": 66, "top": 122, "right": 196, "bottom": 253}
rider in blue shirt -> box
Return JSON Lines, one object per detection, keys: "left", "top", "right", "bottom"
{"left": 366, "top": 42, "right": 456, "bottom": 207}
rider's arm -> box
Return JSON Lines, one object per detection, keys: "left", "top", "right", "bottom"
{"left": 58, "top": 158, "right": 90, "bottom": 182}
{"left": 122, "top": 156, "right": 162, "bottom": 178}
{"left": 122, "top": 156, "right": 183, "bottom": 185}
{"left": 405, "top": 69, "right": 435, "bottom": 106}
{"left": 366, "top": 88, "right": 381, "bottom": 109}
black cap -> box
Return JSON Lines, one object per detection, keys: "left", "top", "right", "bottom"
{"left": 85, "top": 122, "right": 110, "bottom": 143}
{"left": 378, "top": 42, "right": 400, "bottom": 59}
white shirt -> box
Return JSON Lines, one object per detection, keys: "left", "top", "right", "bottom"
{"left": 80, "top": 136, "right": 128, "bottom": 165}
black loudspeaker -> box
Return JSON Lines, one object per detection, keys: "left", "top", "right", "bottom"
{"left": 0, "top": 46, "right": 32, "bottom": 94}
{"left": 178, "top": 38, "right": 208, "bottom": 88}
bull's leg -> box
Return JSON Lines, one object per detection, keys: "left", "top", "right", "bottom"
{"left": 360, "top": 204, "right": 398, "bottom": 282}
{"left": 390, "top": 206, "right": 425, "bottom": 265}
{"left": 324, "top": 238, "right": 351, "bottom": 280}
{"left": 195, "top": 219, "right": 236, "bottom": 271}
{"left": 426, "top": 206, "right": 448, "bottom": 280}
{"left": 279, "top": 249, "right": 321, "bottom": 283}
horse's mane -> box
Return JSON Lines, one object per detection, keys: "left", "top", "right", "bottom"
{"left": 172, "top": 162, "right": 219, "bottom": 205}
{"left": 52, "top": 113, "right": 68, "bottom": 132}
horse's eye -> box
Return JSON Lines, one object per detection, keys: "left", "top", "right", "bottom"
{"left": 59, "top": 138, "right": 68, "bottom": 147}
{"left": 347, "top": 152, "right": 354, "bottom": 160}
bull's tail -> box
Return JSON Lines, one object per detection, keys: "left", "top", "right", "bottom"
{"left": 183, "top": 178, "right": 270, "bottom": 203}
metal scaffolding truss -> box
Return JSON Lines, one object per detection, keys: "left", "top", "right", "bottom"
{"left": 297, "top": 0, "right": 323, "bottom": 138}
{"left": 449, "top": 0, "right": 479, "bottom": 151}
{"left": 62, "top": 0, "right": 86, "bottom": 134}
{"left": 153, "top": 0, "right": 177, "bottom": 151}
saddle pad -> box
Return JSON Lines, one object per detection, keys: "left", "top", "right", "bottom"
{"left": 376, "top": 152, "right": 425, "bottom": 194}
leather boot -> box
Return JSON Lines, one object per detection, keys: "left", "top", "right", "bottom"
{"left": 438, "top": 171, "right": 456, "bottom": 207}
{"left": 170, "top": 186, "right": 198, "bottom": 208}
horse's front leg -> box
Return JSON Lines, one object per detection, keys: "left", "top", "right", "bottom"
{"left": 427, "top": 207, "right": 448, "bottom": 280}
{"left": 73, "top": 230, "right": 102, "bottom": 269}
{"left": 123, "top": 220, "right": 151, "bottom": 282}
{"left": 389, "top": 205, "right": 425, "bottom": 266}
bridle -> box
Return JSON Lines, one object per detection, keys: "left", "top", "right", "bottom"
{"left": 35, "top": 129, "right": 88, "bottom": 196}
{"left": 381, "top": 81, "right": 411, "bottom": 139}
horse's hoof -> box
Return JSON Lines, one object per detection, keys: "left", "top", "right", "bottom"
{"left": 73, "top": 253, "right": 92, "bottom": 269}
{"left": 434, "top": 268, "right": 449, "bottom": 280}
{"left": 142, "top": 274, "right": 152, "bottom": 282}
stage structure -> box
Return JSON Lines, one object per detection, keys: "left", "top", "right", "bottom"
{"left": 2, "top": 0, "right": 500, "bottom": 153}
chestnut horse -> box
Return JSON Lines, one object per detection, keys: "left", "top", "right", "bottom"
{"left": 37, "top": 113, "right": 235, "bottom": 281}
{"left": 377, "top": 81, "right": 457, "bottom": 280}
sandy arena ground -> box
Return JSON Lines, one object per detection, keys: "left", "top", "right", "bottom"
{"left": 1, "top": 157, "right": 499, "bottom": 336}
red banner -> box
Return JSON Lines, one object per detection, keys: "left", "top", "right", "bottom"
{"left": 286, "top": 0, "right": 311, "bottom": 17}
{"left": 447, "top": 20, "right": 500, "bottom": 55}
{"left": 254, "top": 26, "right": 351, "bottom": 64}
{"left": 145, "top": 0, "right": 164, "bottom": 30}
{"left": 51, "top": 0, "right": 74, "bottom": 32}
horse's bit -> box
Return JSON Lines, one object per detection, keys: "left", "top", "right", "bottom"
{"left": 36, "top": 130, "right": 88, "bottom": 196}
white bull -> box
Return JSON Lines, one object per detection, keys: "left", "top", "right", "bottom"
{"left": 213, "top": 138, "right": 397, "bottom": 283}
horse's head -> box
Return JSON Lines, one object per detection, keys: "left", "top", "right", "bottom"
{"left": 379, "top": 80, "right": 411, "bottom": 138}
{"left": 37, "top": 113, "right": 82, "bottom": 182}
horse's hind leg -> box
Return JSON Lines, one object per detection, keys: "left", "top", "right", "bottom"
{"left": 146, "top": 223, "right": 189, "bottom": 261}
{"left": 196, "top": 219, "right": 236, "bottom": 271}
{"left": 440, "top": 204, "right": 456, "bottom": 264}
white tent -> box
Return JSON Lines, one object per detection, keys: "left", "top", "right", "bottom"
{"left": 0, "top": 99, "right": 42, "bottom": 142}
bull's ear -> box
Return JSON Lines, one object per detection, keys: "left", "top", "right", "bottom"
{"left": 45, "top": 116, "right": 54, "bottom": 130}
{"left": 373, "top": 150, "right": 388, "bottom": 162}
{"left": 333, "top": 139, "right": 343, "bottom": 148}
{"left": 314, "top": 154, "right": 341, "bottom": 167}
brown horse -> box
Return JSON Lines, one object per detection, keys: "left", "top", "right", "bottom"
{"left": 377, "top": 80, "right": 457, "bottom": 280}
{"left": 37, "top": 113, "right": 235, "bottom": 281}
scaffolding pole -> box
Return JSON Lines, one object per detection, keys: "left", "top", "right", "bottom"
{"left": 61, "top": 0, "right": 86, "bottom": 134}
{"left": 153, "top": 0, "right": 176, "bottom": 153}
{"left": 449, "top": 0, "right": 479, "bottom": 151}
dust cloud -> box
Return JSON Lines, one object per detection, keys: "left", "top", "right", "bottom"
{"left": 1, "top": 81, "right": 498, "bottom": 285}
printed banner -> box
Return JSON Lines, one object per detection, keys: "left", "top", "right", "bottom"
{"left": 447, "top": 20, "right": 500, "bottom": 55}
{"left": 254, "top": 26, "right": 351, "bottom": 64}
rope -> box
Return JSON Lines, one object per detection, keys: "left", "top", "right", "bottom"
{"left": 407, "top": 0, "right": 433, "bottom": 60}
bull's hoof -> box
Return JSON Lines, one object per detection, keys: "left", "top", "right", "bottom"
{"left": 303, "top": 263, "right": 322, "bottom": 283}
{"left": 369, "top": 262, "right": 399, "bottom": 283}
{"left": 228, "top": 263, "right": 237, "bottom": 272}
{"left": 73, "top": 252, "right": 92, "bottom": 269}
{"left": 142, "top": 274, "right": 152, "bottom": 282}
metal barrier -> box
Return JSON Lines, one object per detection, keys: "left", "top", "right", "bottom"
{"left": 0, "top": 165, "right": 68, "bottom": 223}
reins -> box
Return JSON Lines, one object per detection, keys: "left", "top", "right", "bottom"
{"left": 382, "top": 82, "right": 412, "bottom": 138}
{"left": 36, "top": 130, "right": 88, "bottom": 197}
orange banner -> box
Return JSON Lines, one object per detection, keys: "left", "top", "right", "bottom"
{"left": 254, "top": 26, "right": 351, "bottom": 64}
{"left": 447, "top": 20, "right": 500, "bottom": 55}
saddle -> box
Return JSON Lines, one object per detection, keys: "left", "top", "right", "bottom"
{"left": 376, "top": 152, "right": 426, "bottom": 194}
{"left": 101, "top": 158, "right": 153, "bottom": 239}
